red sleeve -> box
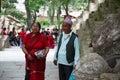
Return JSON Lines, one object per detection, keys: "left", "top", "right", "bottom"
{"left": 23, "top": 33, "right": 29, "bottom": 45}
{"left": 42, "top": 34, "right": 48, "bottom": 47}
{"left": 23, "top": 35, "right": 26, "bottom": 45}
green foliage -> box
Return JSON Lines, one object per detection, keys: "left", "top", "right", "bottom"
{"left": 70, "top": 0, "right": 89, "bottom": 10}
{"left": 1, "top": 0, "right": 25, "bottom": 23}
{"left": 28, "top": 0, "right": 45, "bottom": 12}
{"left": 104, "top": 0, "right": 109, "bottom": 7}
{"left": 89, "top": 8, "right": 104, "bottom": 21}
{"left": 54, "top": 17, "right": 64, "bottom": 25}
{"left": 2, "top": 1, "right": 11, "bottom": 9}
{"left": 9, "top": 0, "right": 18, "bottom": 3}
{"left": 113, "top": 0, "right": 120, "bottom": 10}
{"left": 104, "top": 0, "right": 120, "bottom": 13}
{"left": 36, "top": 18, "right": 50, "bottom": 28}
{"left": 1, "top": 2, "right": 6, "bottom": 9}
{"left": 5, "top": 9, "right": 26, "bottom": 23}
{"left": 2, "top": 0, "right": 16, "bottom": 9}
{"left": 61, "top": 0, "right": 71, "bottom": 5}
{"left": 104, "top": 0, "right": 120, "bottom": 8}
{"left": 0, "top": 11, "right": 4, "bottom": 15}
{"left": 115, "top": 0, "right": 120, "bottom": 5}
{"left": 36, "top": 17, "right": 64, "bottom": 28}
{"left": 96, "top": 8, "right": 104, "bottom": 21}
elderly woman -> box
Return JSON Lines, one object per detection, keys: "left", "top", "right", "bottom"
{"left": 53, "top": 16, "right": 80, "bottom": 80}
{"left": 22, "top": 22, "right": 49, "bottom": 80}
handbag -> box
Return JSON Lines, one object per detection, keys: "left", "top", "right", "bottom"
{"left": 69, "top": 70, "right": 75, "bottom": 80}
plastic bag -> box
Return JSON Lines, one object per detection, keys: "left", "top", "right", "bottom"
{"left": 34, "top": 49, "right": 45, "bottom": 59}
{"left": 69, "top": 70, "right": 75, "bottom": 80}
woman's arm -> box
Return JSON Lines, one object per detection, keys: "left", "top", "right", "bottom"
{"left": 44, "top": 47, "right": 49, "bottom": 57}
{"left": 39, "top": 47, "right": 49, "bottom": 59}
{"left": 22, "top": 44, "right": 28, "bottom": 55}
{"left": 22, "top": 44, "right": 33, "bottom": 60}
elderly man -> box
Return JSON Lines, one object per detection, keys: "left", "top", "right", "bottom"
{"left": 53, "top": 16, "right": 80, "bottom": 80}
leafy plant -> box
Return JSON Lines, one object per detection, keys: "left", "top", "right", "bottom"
{"left": 1, "top": 0, "right": 25, "bottom": 23}
{"left": 36, "top": 17, "right": 64, "bottom": 28}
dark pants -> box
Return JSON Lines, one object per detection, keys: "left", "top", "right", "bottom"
{"left": 58, "top": 64, "right": 73, "bottom": 80}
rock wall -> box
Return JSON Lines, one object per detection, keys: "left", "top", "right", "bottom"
{"left": 90, "top": 0, "right": 120, "bottom": 70}
{"left": 0, "top": 15, "right": 24, "bottom": 33}
{"left": 0, "top": 15, "right": 24, "bottom": 50}
{"left": 91, "top": 11, "right": 120, "bottom": 61}
{"left": 75, "top": 0, "right": 120, "bottom": 80}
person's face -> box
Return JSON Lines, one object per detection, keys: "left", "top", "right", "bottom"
{"left": 62, "top": 22, "right": 71, "bottom": 34}
{"left": 32, "top": 23, "right": 40, "bottom": 34}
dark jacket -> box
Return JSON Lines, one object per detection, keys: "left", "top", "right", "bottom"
{"left": 56, "top": 32, "right": 78, "bottom": 63}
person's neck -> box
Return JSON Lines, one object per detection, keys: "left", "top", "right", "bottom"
{"left": 32, "top": 32, "right": 39, "bottom": 36}
{"left": 64, "top": 30, "right": 71, "bottom": 34}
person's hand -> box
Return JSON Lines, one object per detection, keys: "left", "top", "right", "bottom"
{"left": 73, "top": 65, "right": 76, "bottom": 69}
{"left": 27, "top": 54, "right": 33, "bottom": 61}
{"left": 38, "top": 53, "right": 46, "bottom": 59}
{"left": 53, "top": 60, "right": 57, "bottom": 66}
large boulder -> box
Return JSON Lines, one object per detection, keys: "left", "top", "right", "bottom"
{"left": 74, "top": 53, "right": 111, "bottom": 80}
{"left": 91, "top": 11, "right": 120, "bottom": 69}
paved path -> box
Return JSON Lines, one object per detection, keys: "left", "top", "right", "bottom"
{"left": 0, "top": 46, "right": 59, "bottom": 80}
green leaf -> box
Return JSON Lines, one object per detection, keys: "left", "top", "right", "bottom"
{"left": 9, "top": 0, "right": 18, "bottom": 3}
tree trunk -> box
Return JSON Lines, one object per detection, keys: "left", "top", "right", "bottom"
{"left": 25, "top": 0, "right": 32, "bottom": 28}
{"left": 48, "top": 7, "right": 55, "bottom": 25}
{"left": 57, "top": 5, "right": 61, "bottom": 33}
{"left": 63, "top": 3, "right": 69, "bottom": 16}
{"left": 65, "top": 3, "right": 69, "bottom": 16}
{"left": 0, "top": 0, "right": 1, "bottom": 13}
{"left": 51, "top": 7, "right": 55, "bottom": 25}
{"left": 33, "top": 11, "right": 36, "bottom": 23}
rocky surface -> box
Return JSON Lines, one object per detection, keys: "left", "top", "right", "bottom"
{"left": 75, "top": 53, "right": 111, "bottom": 80}
{"left": 91, "top": 12, "right": 120, "bottom": 70}
{"left": 92, "top": 12, "right": 120, "bottom": 58}
{"left": 75, "top": 0, "right": 120, "bottom": 80}
{"left": 0, "top": 15, "right": 24, "bottom": 33}
{"left": 100, "top": 73, "right": 120, "bottom": 80}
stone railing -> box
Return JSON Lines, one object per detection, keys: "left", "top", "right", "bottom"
{"left": 0, "top": 35, "right": 10, "bottom": 50}
{"left": 0, "top": 35, "right": 3, "bottom": 50}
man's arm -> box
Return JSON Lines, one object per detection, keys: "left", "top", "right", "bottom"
{"left": 74, "top": 37, "right": 80, "bottom": 66}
